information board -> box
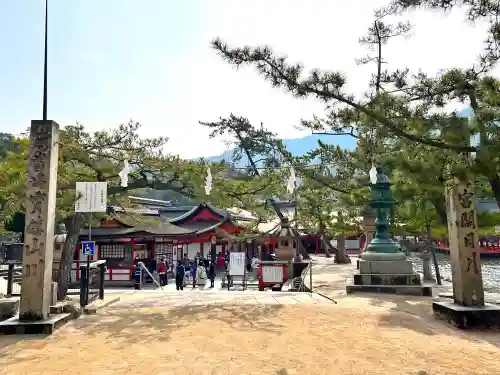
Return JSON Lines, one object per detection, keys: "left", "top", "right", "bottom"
{"left": 262, "top": 265, "right": 283, "bottom": 283}
{"left": 75, "top": 182, "right": 108, "bottom": 213}
{"left": 229, "top": 252, "right": 245, "bottom": 276}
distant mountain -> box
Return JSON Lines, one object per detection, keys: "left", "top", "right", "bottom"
{"left": 205, "top": 134, "right": 356, "bottom": 166}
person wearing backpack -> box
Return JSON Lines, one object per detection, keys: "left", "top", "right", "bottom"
{"left": 196, "top": 261, "right": 207, "bottom": 289}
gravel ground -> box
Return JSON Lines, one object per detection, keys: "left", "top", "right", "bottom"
{"left": 1, "top": 256, "right": 499, "bottom": 375}
{"left": 0, "top": 293, "right": 499, "bottom": 375}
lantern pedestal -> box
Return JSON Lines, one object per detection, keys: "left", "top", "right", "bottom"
{"left": 351, "top": 243, "right": 432, "bottom": 296}
{"left": 347, "top": 167, "right": 432, "bottom": 296}
{"left": 349, "top": 257, "right": 431, "bottom": 296}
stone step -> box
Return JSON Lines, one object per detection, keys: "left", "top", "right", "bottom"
{"left": 359, "top": 259, "right": 414, "bottom": 275}
{"left": 346, "top": 283, "right": 433, "bottom": 296}
{"left": 354, "top": 273, "right": 422, "bottom": 287}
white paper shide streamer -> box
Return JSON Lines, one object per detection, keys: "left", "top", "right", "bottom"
{"left": 118, "top": 160, "right": 130, "bottom": 188}
{"left": 286, "top": 167, "right": 296, "bottom": 195}
{"left": 205, "top": 166, "right": 212, "bottom": 195}
{"left": 369, "top": 164, "right": 377, "bottom": 185}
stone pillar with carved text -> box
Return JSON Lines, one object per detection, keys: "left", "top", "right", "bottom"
{"left": 445, "top": 181, "right": 484, "bottom": 307}
{"left": 19, "top": 120, "right": 59, "bottom": 321}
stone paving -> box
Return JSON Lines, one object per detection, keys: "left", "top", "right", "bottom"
{"left": 112, "top": 289, "right": 333, "bottom": 308}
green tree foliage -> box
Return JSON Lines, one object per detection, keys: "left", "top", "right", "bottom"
{"left": 200, "top": 114, "right": 289, "bottom": 222}
{"left": 209, "top": 1, "right": 500, "bottom": 239}
{"left": 0, "top": 121, "right": 201, "bottom": 299}
{"left": 0, "top": 133, "right": 19, "bottom": 160}
{"left": 0, "top": 121, "right": 282, "bottom": 297}
{"left": 200, "top": 115, "right": 354, "bottom": 261}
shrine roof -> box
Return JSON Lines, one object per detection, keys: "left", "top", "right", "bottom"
{"left": 168, "top": 203, "right": 230, "bottom": 225}
{"left": 176, "top": 220, "right": 225, "bottom": 231}
{"left": 80, "top": 213, "right": 196, "bottom": 238}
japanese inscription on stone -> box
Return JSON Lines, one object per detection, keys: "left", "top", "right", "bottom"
{"left": 19, "top": 120, "right": 59, "bottom": 321}
{"left": 24, "top": 122, "right": 51, "bottom": 258}
{"left": 457, "top": 184, "right": 479, "bottom": 275}
{"left": 446, "top": 180, "right": 484, "bottom": 307}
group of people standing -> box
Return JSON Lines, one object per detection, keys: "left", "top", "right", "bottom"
{"left": 186, "top": 253, "right": 218, "bottom": 290}
{"left": 134, "top": 252, "right": 238, "bottom": 291}
{"left": 146, "top": 254, "right": 219, "bottom": 291}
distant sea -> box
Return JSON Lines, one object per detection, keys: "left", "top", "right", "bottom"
{"left": 409, "top": 253, "right": 500, "bottom": 293}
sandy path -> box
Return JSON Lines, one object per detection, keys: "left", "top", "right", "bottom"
{"left": 0, "top": 295, "right": 499, "bottom": 375}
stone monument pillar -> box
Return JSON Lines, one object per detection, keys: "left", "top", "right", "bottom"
{"left": 19, "top": 120, "right": 59, "bottom": 321}
{"left": 445, "top": 181, "right": 484, "bottom": 306}
{"left": 432, "top": 180, "right": 500, "bottom": 328}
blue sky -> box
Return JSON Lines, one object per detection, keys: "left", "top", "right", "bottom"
{"left": 0, "top": 0, "right": 207, "bottom": 134}
{"left": 0, "top": 1, "right": 490, "bottom": 158}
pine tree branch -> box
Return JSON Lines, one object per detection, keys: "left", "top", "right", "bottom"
{"left": 211, "top": 39, "right": 476, "bottom": 153}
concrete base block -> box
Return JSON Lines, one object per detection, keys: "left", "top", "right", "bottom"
{"left": 433, "top": 300, "right": 500, "bottom": 329}
{"left": 346, "top": 283, "right": 432, "bottom": 296}
{"left": 354, "top": 273, "right": 422, "bottom": 286}
{"left": 360, "top": 251, "right": 406, "bottom": 261}
{"left": 359, "top": 260, "right": 414, "bottom": 275}
{"left": 0, "top": 313, "right": 71, "bottom": 335}
{"left": 0, "top": 298, "right": 19, "bottom": 321}
{"left": 50, "top": 282, "right": 58, "bottom": 306}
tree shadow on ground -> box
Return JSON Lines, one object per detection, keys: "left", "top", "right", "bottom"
{"left": 72, "top": 302, "right": 285, "bottom": 345}
{"left": 0, "top": 303, "right": 285, "bottom": 367}
{"left": 0, "top": 334, "right": 49, "bottom": 351}
{"left": 353, "top": 293, "right": 500, "bottom": 348}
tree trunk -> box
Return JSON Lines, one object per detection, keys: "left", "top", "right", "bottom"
{"left": 320, "top": 237, "right": 333, "bottom": 258}
{"left": 334, "top": 235, "right": 350, "bottom": 264}
{"left": 429, "top": 197, "right": 447, "bottom": 225}
{"left": 297, "top": 239, "right": 310, "bottom": 260}
{"left": 318, "top": 222, "right": 332, "bottom": 258}
{"left": 488, "top": 174, "right": 500, "bottom": 210}
{"left": 57, "top": 213, "right": 84, "bottom": 301}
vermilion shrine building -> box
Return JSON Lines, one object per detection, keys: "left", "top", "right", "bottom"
{"left": 73, "top": 203, "right": 249, "bottom": 284}
{"left": 70, "top": 198, "right": 364, "bottom": 285}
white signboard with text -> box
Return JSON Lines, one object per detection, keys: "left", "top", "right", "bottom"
{"left": 229, "top": 252, "right": 245, "bottom": 276}
{"left": 75, "top": 182, "right": 108, "bottom": 213}
{"left": 262, "top": 265, "right": 283, "bottom": 283}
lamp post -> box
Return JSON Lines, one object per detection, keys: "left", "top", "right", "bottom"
{"left": 361, "top": 166, "right": 405, "bottom": 261}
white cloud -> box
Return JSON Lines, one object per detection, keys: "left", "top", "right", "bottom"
{"left": 65, "top": 0, "right": 495, "bottom": 159}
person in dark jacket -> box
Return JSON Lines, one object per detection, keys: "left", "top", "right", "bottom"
{"left": 208, "top": 261, "right": 216, "bottom": 288}
{"left": 175, "top": 262, "right": 185, "bottom": 291}
{"left": 190, "top": 261, "right": 197, "bottom": 289}
{"left": 133, "top": 262, "right": 143, "bottom": 290}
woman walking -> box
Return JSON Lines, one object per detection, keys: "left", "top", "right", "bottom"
{"left": 196, "top": 261, "right": 207, "bottom": 289}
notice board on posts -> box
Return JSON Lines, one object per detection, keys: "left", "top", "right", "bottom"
{"left": 229, "top": 252, "right": 245, "bottom": 276}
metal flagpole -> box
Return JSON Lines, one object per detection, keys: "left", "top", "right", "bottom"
{"left": 42, "top": 0, "right": 48, "bottom": 121}
{"left": 87, "top": 184, "right": 92, "bottom": 271}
